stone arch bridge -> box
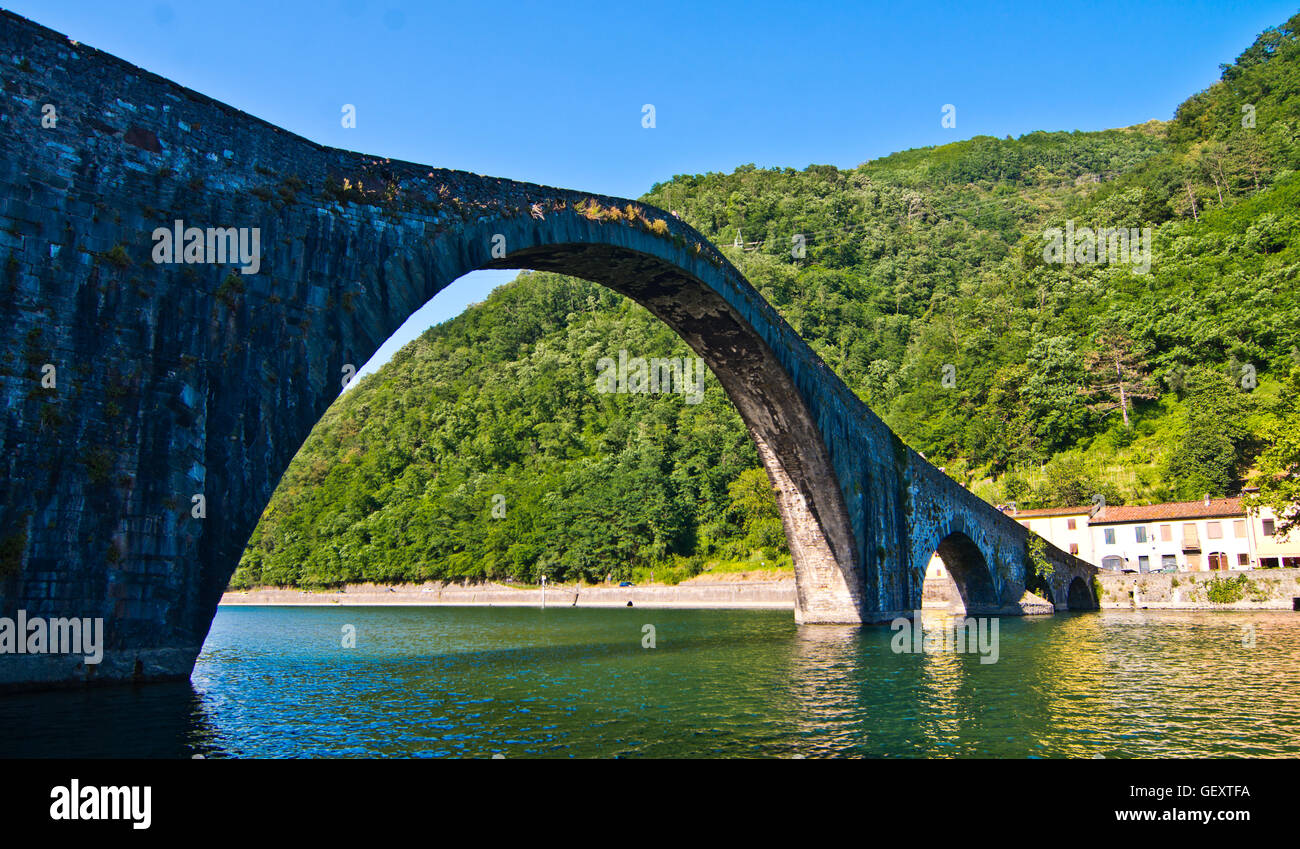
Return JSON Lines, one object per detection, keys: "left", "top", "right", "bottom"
{"left": 0, "top": 12, "right": 1095, "bottom": 689}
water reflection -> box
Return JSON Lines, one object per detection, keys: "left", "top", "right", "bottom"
{"left": 786, "top": 625, "right": 863, "bottom": 756}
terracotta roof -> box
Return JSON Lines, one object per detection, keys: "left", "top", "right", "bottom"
{"left": 1000, "top": 505, "right": 1092, "bottom": 518}
{"left": 1091, "top": 497, "right": 1245, "bottom": 525}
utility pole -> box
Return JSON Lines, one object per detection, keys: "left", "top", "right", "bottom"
{"left": 540, "top": 574, "right": 546, "bottom": 609}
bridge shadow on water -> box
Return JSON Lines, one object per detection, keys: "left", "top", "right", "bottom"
{"left": 0, "top": 679, "right": 216, "bottom": 758}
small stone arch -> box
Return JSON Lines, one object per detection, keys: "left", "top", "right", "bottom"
{"left": 1066, "top": 576, "right": 1095, "bottom": 610}
{"left": 921, "top": 530, "right": 1000, "bottom": 615}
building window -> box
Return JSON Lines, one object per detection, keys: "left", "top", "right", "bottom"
{"left": 1261, "top": 557, "right": 1280, "bottom": 569}
{"left": 1138, "top": 556, "right": 1150, "bottom": 572}
{"left": 1069, "top": 543, "right": 1079, "bottom": 555}
{"left": 1160, "top": 524, "right": 1172, "bottom": 542}
{"left": 1263, "top": 519, "right": 1276, "bottom": 536}
{"left": 1285, "top": 557, "right": 1300, "bottom": 569}
{"left": 1104, "top": 528, "right": 1115, "bottom": 545}
{"left": 1161, "top": 554, "right": 1178, "bottom": 570}
{"left": 1233, "top": 520, "right": 1246, "bottom": 538}
{"left": 1207, "top": 521, "right": 1222, "bottom": 539}
{"left": 1102, "top": 556, "right": 1125, "bottom": 570}
{"left": 1238, "top": 553, "right": 1250, "bottom": 567}
{"left": 1067, "top": 518, "right": 1077, "bottom": 530}
{"left": 1135, "top": 526, "right": 1147, "bottom": 543}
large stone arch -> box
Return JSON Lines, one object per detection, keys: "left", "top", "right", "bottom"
{"left": 0, "top": 11, "right": 1097, "bottom": 690}
{"left": 477, "top": 233, "right": 864, "bottom": 626}
{"left": 194, "top": 208, "right": 873, "bottom": 632}
{"left": 0, "top": 11, "right": 875, "bottom": 689}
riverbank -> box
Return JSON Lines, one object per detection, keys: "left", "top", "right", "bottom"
{"left": 222, "top": 567, "right": 1300, "bottom": 612}
{"left": 220, "top": 570, "right": 797, "bottom": 609}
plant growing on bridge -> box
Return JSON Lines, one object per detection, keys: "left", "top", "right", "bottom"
{"left": 575, "top": 198, "right": 671, "bottom": 237}
{"left": 1027, "top": 534, "right": 1055, "bottom": 582}
{"left": 104, "top": 244, "right": 132, "bottom": 269}
{"left": 322, "top": 176, "right": 368, "bottom": 205}
{"left": 216, "top": 272, "right": 245, "bottom": 309}
{"left": 1022, "top": 534, "right": 1057, "bottom": 601}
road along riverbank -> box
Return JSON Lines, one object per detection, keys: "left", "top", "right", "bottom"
{"left": 220, "top": 573, "right": 797, "bottom": 609}
{"left": 221, "top": 568, "right": 1300, "bottom": 612}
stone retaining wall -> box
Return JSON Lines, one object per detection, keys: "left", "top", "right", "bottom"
{"left": 221, "top": 580, "right": 797, "bottom": 609}
{"left": 1097, "top": 568, "right": 1300, "bottom": 610}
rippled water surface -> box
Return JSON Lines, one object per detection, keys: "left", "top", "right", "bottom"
{"left": 3, "top": 606, "right": 1299, "bottom": 757}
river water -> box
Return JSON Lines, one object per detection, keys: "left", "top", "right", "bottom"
{"left": 2, "top": 606, "right": 1298, "bottom": 758}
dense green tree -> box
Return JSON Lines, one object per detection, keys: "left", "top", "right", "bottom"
{"left": 1166, "top": 369, "right": 1257, "bottom": 499}
{"left": 1247, "top": 367, "right": 1300, "bottom": 536}
{"left": 728, "top": 468, "right": 785, "bottom": 554}
{"left": 1080, "top": 332, "right": 1159, "bottom": 428}
{"left": 1030, "top": 454, "right": 1123, "bottom": 510}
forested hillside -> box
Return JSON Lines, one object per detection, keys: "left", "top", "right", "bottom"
{"left": 233, "top": 13, "right": 1300, "bottom": 589}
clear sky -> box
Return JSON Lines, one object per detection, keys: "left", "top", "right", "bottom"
{"left": 10, "top": 0, "right": 1296, "bottom": 378}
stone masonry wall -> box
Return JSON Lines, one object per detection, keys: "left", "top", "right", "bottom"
{"left": 1099, "top": 568, "right": 1300, "bottom": 610}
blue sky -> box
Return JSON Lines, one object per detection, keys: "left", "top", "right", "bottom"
{"left": 10, "top": 0, "right": 1296, "bottom": 377}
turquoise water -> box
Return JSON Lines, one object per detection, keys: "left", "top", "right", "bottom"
{"left": 3, "top": 606, "right": 1298, "bottom": 757}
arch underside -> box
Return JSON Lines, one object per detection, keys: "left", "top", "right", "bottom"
{"left": 483, "top": 242, "right": 863, "bottom": 624}
{"left": 1066, "top": 577, "right": 1094, "bottom": 610}
{"left": 929, "top": 531, "right": 1000, "bottom": 615}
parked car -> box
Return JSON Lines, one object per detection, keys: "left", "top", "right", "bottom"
{"left": 619, "top": 581, "right": 634, "bottom": 587}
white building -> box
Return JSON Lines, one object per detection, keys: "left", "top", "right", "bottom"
{"left": 1003, "top": 505, "right": 1095, "bottom": 563}
{"left": 1090, "top": 497, "right": 1252, "bottom": 572}
{"left": 1002, "top": 496, "right": 1299, "bottom": 573}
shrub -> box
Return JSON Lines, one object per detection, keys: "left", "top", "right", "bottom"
{"left": 1205, "top": 574, "right": 1248, "bottom": 604}
{"left": 217, "top": 272, "right": 245, "bottom": 309}
{"left": 105, "top": 244, "right": 132, "bottom": 269}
